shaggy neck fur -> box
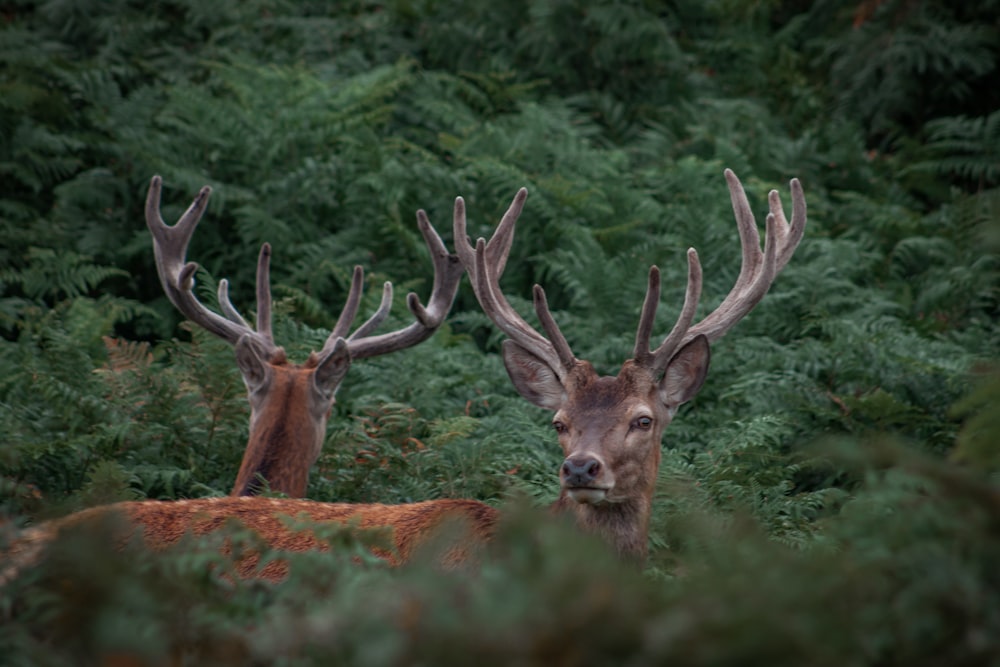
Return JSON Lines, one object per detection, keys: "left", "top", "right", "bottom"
{"left": 231, "top": 359, "right": 325, "bottom": 497}
{"left": 551, "top": 492, "right": 651, "bottom": 563}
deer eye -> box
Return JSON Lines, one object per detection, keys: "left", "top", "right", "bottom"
{"left": 631, "top": 416, "right": 653, "bottom": 431}
{"left": 552, "top": 420, "right": 567, "bottom": 434}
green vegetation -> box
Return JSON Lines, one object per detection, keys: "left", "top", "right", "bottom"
{"left": 1, "top": 0, "right": 998, "bottom": 663}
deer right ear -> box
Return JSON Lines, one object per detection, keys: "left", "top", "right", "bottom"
{"left": 501, "top": 340, "right": 566, "bottom": 411}
{"left": 313, "top": 337, "right": 351, "bottom": 399}
{"left": 235, "top": 334, "right": 274, "bottom": 393}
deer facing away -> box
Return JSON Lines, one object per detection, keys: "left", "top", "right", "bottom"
{"left": 145, "top": 176, "right": 464, "bottom": 497}
{"left": 6, "top": 170, "right": 805, "bottom": 581}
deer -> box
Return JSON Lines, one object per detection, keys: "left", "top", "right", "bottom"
{"left": 452, "top": 168, "right": 805, "bottom": 561}
{"left": 3, "top": 170, "right": 804, "bottom": 582}
{"left": 144, "top": 176, "right": 464, "bottom": 497}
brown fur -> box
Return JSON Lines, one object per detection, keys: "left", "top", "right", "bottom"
{"left": 9, "top": 497, "right": 499, "bottom": 583}
{"left": 231, "top": 360, "right": 325, "bottom": 497}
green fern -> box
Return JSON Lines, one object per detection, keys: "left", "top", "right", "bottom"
{"left": 912, "top": 111, "right": 1000, "bottom": 188}
{"left": 0, "top": 248, "right": 127, "bottom": 302}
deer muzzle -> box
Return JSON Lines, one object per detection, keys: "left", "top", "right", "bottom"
{"left": 562, "top": 455, "right": 610, "bottom": 504}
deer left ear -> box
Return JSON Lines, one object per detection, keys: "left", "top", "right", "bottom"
{"left": 235, "top": 334, "right": 275, "bottom": 394}
{"left": 658, "top": 335, "right": 710, "bottom": 416}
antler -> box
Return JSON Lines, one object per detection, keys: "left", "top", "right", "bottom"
{"left": 456, "top": 170, "right": 806, "bottom": 380}
{"left": 146, "top": 176, "right": 463, "bottom": 360}
{"left": 634, "top": 169, "right": 807, "bottom": 374}
{"left": 454, "top": 188, "right": 578, "bottom": 383}
{"left": 326, "top": 200, "right": 465, "bottom": 360}
{"left": 145, "top": 175, "right": 282, "bottom": 357}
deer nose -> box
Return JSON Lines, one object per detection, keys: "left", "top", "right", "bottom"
{"left": 562, "top": 456, "right": 601, "bottom": 486}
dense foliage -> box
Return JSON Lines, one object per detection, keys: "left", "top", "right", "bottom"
{"left": 1, "top": 0, "right": 998, "bottom": 663}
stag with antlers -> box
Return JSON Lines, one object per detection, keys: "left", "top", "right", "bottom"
{"left": 145, "top": 176, "right": 464, "bottom": 497}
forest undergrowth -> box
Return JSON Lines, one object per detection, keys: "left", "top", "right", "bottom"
{"left": 1, "top": 0, "right": 998, "bottom": 664}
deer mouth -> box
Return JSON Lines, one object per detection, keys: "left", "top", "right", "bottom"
{"left": 565, "top": 486, "right": 610, "bottom": 505}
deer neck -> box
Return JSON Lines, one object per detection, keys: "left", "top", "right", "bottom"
{"left": 231, "top": 364, "right": 327, "bottom": 497}
{"left": 551, "top": 492, "right": 651, "bottom": 562}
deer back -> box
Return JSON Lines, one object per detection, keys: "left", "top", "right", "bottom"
{"left": 6, "top": 497, "right": 499, "bottom": 583}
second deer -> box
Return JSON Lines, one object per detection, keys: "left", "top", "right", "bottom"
{"left": 145, "top": 176, "right": 464, "bottom": 497}
{"left": 8, "top": 170, "right": 805, "bottom": 579}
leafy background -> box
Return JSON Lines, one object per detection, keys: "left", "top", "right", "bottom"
{"left": 1, "top": 0, "right": 998, "bottom": 664}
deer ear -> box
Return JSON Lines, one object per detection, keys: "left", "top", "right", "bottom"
{"left": 502, "top": 340, "right": 566, "bottom": 411}
{"left": 658, "top": 335, "right": 710, "bottom": 416}
{"left": 313, "top": 337, "right": 351, "bottom": 398}
{"left": 235, "top": 334, "right": 274, "bottom": 393}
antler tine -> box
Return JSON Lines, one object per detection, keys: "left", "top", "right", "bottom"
{"left": 145, "top": 176, "right": 277, "bottom": 351}
{"left": 409, "top": 207, "right": 464, "bottom": 328}
{"left": 326, "top": 266, "right": 366, "bottom": 344}
{"left": 347, "top": 281, "right": 393, "bottom": 342}
{"left": 532, "top": 284, "right": 576, "bottom": 369}
{"left": 255, "top": 243, "right": 274, "bottom": 343}
{"left": 648, "top": 249, "right": 703, "bottom": 374}
{"left": 770, "top": 177, "right": 807, "bottom": 272}
{"left": 344, "top": 205, "right": 464, "bottom": 360}
{"left": 217, "top": 279, "right": 250, "bottom": 329}
{"left": 640, "top": 170, "right": 806, "bottom": 371}
{"left": 217, "top": 245, "right": 276, "bottom": 344}
{"left": 632, "top": 266, "right": 662, "bottom": 365}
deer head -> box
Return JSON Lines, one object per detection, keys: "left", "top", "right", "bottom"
{"left": 145, "top": 176, "right": 464, "bottom": 497}
{"left": 455, "top": 169, "right": 806, "bottom": 560}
